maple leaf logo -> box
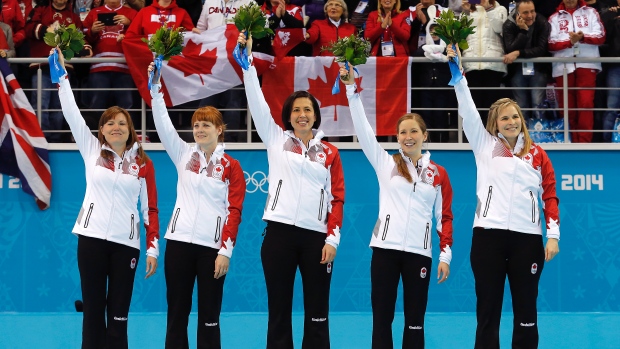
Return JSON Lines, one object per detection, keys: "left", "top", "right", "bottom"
{"left": 167, "top": 39, "right": 217, "bottom": 85}
{"left": 307, "top": 60, "right": 363, "bottom": 121}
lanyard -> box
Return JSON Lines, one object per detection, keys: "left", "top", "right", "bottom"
{"left": 221, "top": 0, "right": 234, "bottom": 19}
{"left": 157, "top": 8, "right": 171, "bottom": 26}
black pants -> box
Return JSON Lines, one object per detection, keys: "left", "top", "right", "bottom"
{"left": 261, "top": 221, "right": 333, "bottom": 349}
{"left": 470, "top": 228, "right": 545, "bottom": 349}
{"left": 77, "top": 235, "right": 140, "bottom": 349}
{"left": 165, "top": 240, "right": 226, "bottom": 349}
{"left": 371, "top": 247, "right": 432, "bottom": 349}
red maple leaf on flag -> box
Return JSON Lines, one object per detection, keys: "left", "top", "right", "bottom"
{"left": 167, "top": 39, "right": 217, "bottom": 85}
{"left": 307, "top": 60, "right": 363, "bottom": 121}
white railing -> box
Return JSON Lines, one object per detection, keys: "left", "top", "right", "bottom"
{"left": 10, "top": 56, "right": 620, "bottom": 150}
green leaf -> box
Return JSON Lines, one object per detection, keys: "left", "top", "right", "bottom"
{"left": 63, "top": 49, "right": 74, "bottom": 60}
{"left": 69, "top": 40, "right": 83, "bottom": 52}
{"left": 345, "top": 46, "right": 354, "bottom": 62}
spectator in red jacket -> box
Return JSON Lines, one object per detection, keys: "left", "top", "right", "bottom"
{"left": 126, "top": 0, "right": 194, "bottom": 36}
{"left": 364, "top": 0, "right": 411, "bottom": 56}
{"left": 2, "top": 0, "right": 26, "bottom": 47}
{"left": 82, "top": 0, "right": 137, "bottom": 120}
{"left": 305, "top": 0, "right": 358, "bottom": 56}
{"left": 25, "top": 0, "right": 87, "bottom": 142}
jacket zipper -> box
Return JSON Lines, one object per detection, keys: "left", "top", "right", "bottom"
{"left": 318, "top": 189, "right": 324, "bottom": 221}
{"left": 214, "top": 216, "right": 221, "bottom": 243}
{"left": 483, "top": 186, "right": 493, "bottom": 217}
{"left": 529, "top": 191, "right": 536, "bottom": 223}
{"left": 381, "top": 214, "right": 391, "bottom": 240}
{"left": 271, "top": 179, "right": 283, "bottom": 210}
{"left": 424, "top": 222, "right": 429, "bottom": 249}
{"left": 84, "top": 203, "right": 94, "bottom": 228}
{"left": 171, "top": 208, "right": 180, "bottom": 233}
{"left": 106, "top": 155, "right": 123, "bottom": 240}
{"left": 129, "top": 214, "right": 135, "bottom": 240}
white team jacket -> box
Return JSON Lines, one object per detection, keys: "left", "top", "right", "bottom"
{"left": 548, "top": 1, "right": 606, "bottom": 78}
{"left": 346, "top": 85, "right": 454, "bottom": 264}
{"left": 455, "top": 77, "right": 560, "bottom": 239}
{"left": 58, "top": 76, "right": 160, "bottom": 257}
{"left": 243, "top": 64, "right": 345, "bottom": 249}
{"left": 151, "top": 85, "right": 245, "bottom": 258}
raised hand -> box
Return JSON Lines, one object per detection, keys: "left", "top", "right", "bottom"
{"left": 339, "top": 65, "right": 354, "bottom": 85}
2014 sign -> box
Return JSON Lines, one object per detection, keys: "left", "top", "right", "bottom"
{"left": 561, "top": 174, "right": 603, "bottom": 191}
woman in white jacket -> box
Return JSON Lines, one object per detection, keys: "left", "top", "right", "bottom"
{"left": 461, "top": 0, "right": 507, "bottom": 123}
{"left": 238, "top": 33, "right": 345, "bottom": 349}
{"left": 55, "top": 48, "right": 160, "bottom": 349}
{"left": 148, "top": 63, "right": 246, "bottom": 349}
{"left": 340, "top": 65, "right": 453, "bottom": 349}
{"left": 447, "top": 46, "right": 560, "bottom": 349}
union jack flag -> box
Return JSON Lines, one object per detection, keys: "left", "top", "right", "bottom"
{"left": 0, "top": 58, "right": 51, "bottom": 209}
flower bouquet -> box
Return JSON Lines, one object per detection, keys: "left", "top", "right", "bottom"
{"left": 432, "top": 9, "right": 475, "bottom": 85}
{"left": 324, "top": 34, "right": 370, "bottom": 72}
{"left": 233, "top": 2, "right": 274, "bottom": 69}
{"left": 234, "top": 2, "right": 274, "bottom": 41}
{"left": 44, "top": 23, "right": 85, "bottom": 60}
{"left": 142, "top": 25, "right": 185, "bottom": 89}
{"left": 45, "top": 23, "right": 86, "bottom": 82}
{"left": 323, "top": 34, "right": 370, "bottom": 93}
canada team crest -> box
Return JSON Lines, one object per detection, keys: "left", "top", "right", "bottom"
{"left": 129, "top": 163, "right": 140, "bottom": 176}
{"left": 212, "top": 164, "right": 224, "bottom": 180}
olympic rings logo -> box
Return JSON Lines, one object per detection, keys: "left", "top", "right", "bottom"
{"left": 244, "top": 171, "right": 269, "bottom": 194}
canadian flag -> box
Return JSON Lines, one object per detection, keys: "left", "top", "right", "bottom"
{"left": 123, "top": 25, "right": 274, "bottom": 106}
{"left": 262, "top": 57, "right": 411, "bottom": 136}
{"left": 272, "top": 28, "right": 306, "bottom": 58}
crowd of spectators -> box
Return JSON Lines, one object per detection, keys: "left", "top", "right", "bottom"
{"left": 6, "top": 0, "right": 620, "bottom": 142}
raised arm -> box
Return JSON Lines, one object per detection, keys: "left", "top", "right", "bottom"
{"left": 56, "top": 51, "right": 99, "bottom": 159}
{"left": 343, "top": 68, "right": 391, "bottom": 172}
{"left": 150, "top": 78, "right": 189, "bottom": 164}
{"left": 238, "top": 33, "right": 286, "bottom": 147}
{"left": 446, "top": 46, "right": 494, "bottom": 154}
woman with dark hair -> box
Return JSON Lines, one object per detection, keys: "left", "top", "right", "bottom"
{"left": 148, "top": 62, "right": 246, "bottom": 349}
{"left": 238, "top": 33, "right": 345, "bottom": 349}
{"left": 54, "top": 48, "right": 159, "bottom": 349}
{"left": 340, "top": 65, "right": 453, "bottom": 349}
{"left": 364, "top": 0, "right": 411, "bottom": 56}
{"left": 447, "top": 45, "right": 560, "bottom": 349}
{"left": 305, "top": 0, "right": 357, "bottom": 56}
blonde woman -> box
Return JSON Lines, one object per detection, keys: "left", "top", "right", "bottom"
{"left": 448, "top": 45, "right": 560, "bottom": 349}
